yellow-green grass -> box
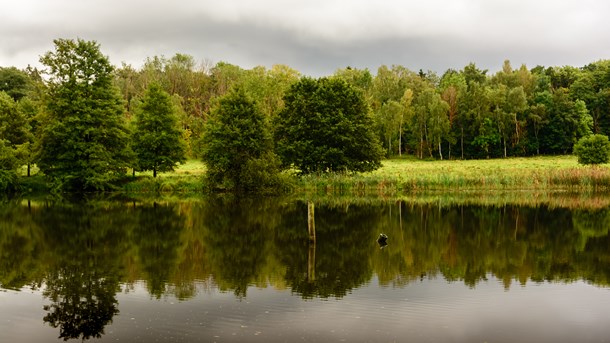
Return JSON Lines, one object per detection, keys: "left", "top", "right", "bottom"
{"left": 21, "top": 156, "right": 610, "bottom": 195}
{"left": 119, "top": 160, "right": 206, "bottom": 193}
{"left": 297, "top": 155, "right": 610, "bottom": 194}
{"left": 133, "top": 159, "right": 207, "bottom": 178}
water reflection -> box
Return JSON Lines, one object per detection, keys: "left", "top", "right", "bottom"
{"left": 1, "top": 196, "right": 610, "bottom": 340}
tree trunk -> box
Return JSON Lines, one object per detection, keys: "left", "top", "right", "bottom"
{"left": 461, "top": 126, "right": 464, "bottom": 159}
{"left": 503, "top": 136, "right": 507, "bottom": 158}
{"left": 399, "top": 120, "right": 403, "bottom": 156}
{"left": 27, "top": 163, "right": 30, "bottom": 177}
{"left": 438, "top": 141, "right": 443, "bottom": 160}
{"left": 419, "top": 132, "right": 424, "bottom": 159}
{"left": 153, "top": 167, "right": 157, "bottom": 178}
{"left": 425, "top": 124, "right": 432, "bottom": 158}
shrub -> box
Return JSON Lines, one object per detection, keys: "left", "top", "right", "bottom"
{"left": 573, "top": 134, "right": 610, "bottom": 165}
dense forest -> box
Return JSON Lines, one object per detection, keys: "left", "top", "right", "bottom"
{"left": 2, "top": 38, "right": 610, "bottom": 190}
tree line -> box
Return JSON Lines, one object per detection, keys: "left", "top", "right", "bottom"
{"left": 2, "top": 38, "right": 610, "bottom": 191}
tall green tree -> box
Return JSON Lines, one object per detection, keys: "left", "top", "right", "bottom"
{"left": 412, "top": 88, "right": 450, "bottom": 159}
{"left": 274, "top": 77, "right": 383, "bottom": 174}
{"left": 202, "top": 86, "right": 280, "bottom": 192}
{"left": 0, "top": 91, "right": 35, "bottom": 178}
{"left": 571, "top": 60, "right": 610, "bottom": 135}
{"left": 439, "top": 70, "right": 466, "bottom": 159}
{"left": 540, "top": 88, "right": 592, "bottom": 154}
{"left": 38, "top": 38, "right": 132, "bottom": 191}
{"left": 132, "top": 83, "right": 186, "bottom": 177}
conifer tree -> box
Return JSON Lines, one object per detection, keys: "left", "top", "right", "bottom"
{"left": 132, "top": 83, "right": 186, "bottom": 177}
{"left": 38, "top": 39, "right": 132, "bottom": 191}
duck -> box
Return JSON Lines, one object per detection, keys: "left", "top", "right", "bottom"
{"left": 377, "top": 233, "right": 388, "bottom": 244}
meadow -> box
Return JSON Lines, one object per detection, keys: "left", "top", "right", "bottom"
{"left": 116, "top": 155, "right": 610, "bottom": 195}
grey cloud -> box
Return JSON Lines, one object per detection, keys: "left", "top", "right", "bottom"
{"left": 2, "top": 0, "right": 610, "bottom": 76}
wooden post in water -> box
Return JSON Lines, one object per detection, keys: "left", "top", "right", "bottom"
{"left": 307, "top": 201, "right": 316, "bottom": 282}
{"left": 307, "top": 201, "right": 315, "bottom": 242}
{"left": 308, "top": 240, "right": 316, "bottom": 282}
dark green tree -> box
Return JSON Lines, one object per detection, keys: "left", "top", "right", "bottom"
{"left": 540, "top": 88, "right": 592, "bottom": 154}
{"left": 38, "top": 39, "right": 132, "bottom": 191}
{"left": 274, "top": 77, "right": 383, "bottom": 174}
{"left": 573, "top": 134, "right": 610, "bottom": 165}
{"left": 0, "top": 67, "right": 31, "bottom": 101}
{"left": 201, "top": 86, "right": 281, "bottom": 192}
{"left": 132, "top": 83, "right": 186, "bottom": 177}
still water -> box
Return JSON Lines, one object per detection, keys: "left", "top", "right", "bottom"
{"left": 1, "top": 196, "right": 610, "bottom": 342}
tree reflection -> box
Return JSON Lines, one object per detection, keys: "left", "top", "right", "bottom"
{"left": 132, "top": 202, "right": 185, "bottom": 298}
{"left": 2, "top": 196, "right": 610, "bottom": 317}
{"left": 43, "top": 268, "right": 119, "bottom": 341}
{"left": 276, "top": 201, "right": 377, "bottom": 298}
{"left": 196, "top": 197, "right": 280, "bottom": 297}
{"left": 0, "top": 200, "right": 44, "bottom": 290}
{"left": 33, "top": 203, "right": 132, "bottom": 341}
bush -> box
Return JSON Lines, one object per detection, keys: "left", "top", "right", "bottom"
{"left": 0, "top": 169, "right": 19, "bottom": 193}
{"left": 573, "top": 134, "right": 610, "bottom": 165}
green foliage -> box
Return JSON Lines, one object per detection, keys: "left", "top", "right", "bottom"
{"left": 0, "top": 139, "right": 20, "bottom": 193}
{"left": 0, "top": 91, "right": 30, "bottom": 148}
{"left": 573, "top": 134, "right": 610, "bottom": 165}
{"left": 37, "top": 39, "right": 133, "bottom": 191}
{"left": 275, "top": 77, "right": 383, "bottom": 174}
{"left": 0, "top": 170, "right": 19, "bottom": 194}
{"left": 132, "top": 83, "right": 186, "bottom": 177}
{"left": 202, "top": 86, "right": 281, "bottom": 192}
{"left": 0, "top": 67, "right": 31, "bottom": 101}
{"left": 0, "top": 140, "right": 19, "bottom": 171}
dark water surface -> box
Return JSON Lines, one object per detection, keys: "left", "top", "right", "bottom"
{"left": 1, "top": 197, "right": 610, "bottom": 342}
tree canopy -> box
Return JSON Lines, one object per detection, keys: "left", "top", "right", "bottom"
{"left": 6, "top": 39, "right": 610, "bottom": 193}
{"left": 201, "top": 86, "right": 280, "bottom": 192}
{"left": 132, "top": 83, "right": 186, "bottom": 177}
{"left": 274, "top": 77, "right": 383, "bottom": 174}
{"left": 37, "top": 38, "right": 132, "bottom": 191}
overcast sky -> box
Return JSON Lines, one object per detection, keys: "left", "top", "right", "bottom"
{"left": 2, "top": 0, "right": 610, "bottom": 76}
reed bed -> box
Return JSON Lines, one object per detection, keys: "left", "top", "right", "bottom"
{"left": 297, "top": 156, "right": 610, "bottom": 194}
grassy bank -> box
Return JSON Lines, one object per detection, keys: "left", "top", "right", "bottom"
{"left": 297, "top": 155, "right": 610, "bottom": 194}
{"left": 16, "top": 156, "right": 610, "bottom": 196}
{"left": 124, "top": 155, "right": 610, "bottom": 194}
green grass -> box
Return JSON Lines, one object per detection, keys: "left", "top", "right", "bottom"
{"left": 297, "top": 155, "right": 610, "bottom": 194}
{"left": 132, "top": 159, "right": 207, "bottom": 178}
{"left": 18, "top": 156, "right": 610, "bottom": 196}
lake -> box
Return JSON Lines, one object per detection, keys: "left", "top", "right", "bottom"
{"left": 1, "top": 195, "right": 610, "bottom": 342}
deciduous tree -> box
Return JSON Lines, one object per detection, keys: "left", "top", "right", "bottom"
{"left": 274, "top": 77, "right": 383, "bottom": 174}
{"left": 202, "top": 86, "right": 281, "bottom": 192}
